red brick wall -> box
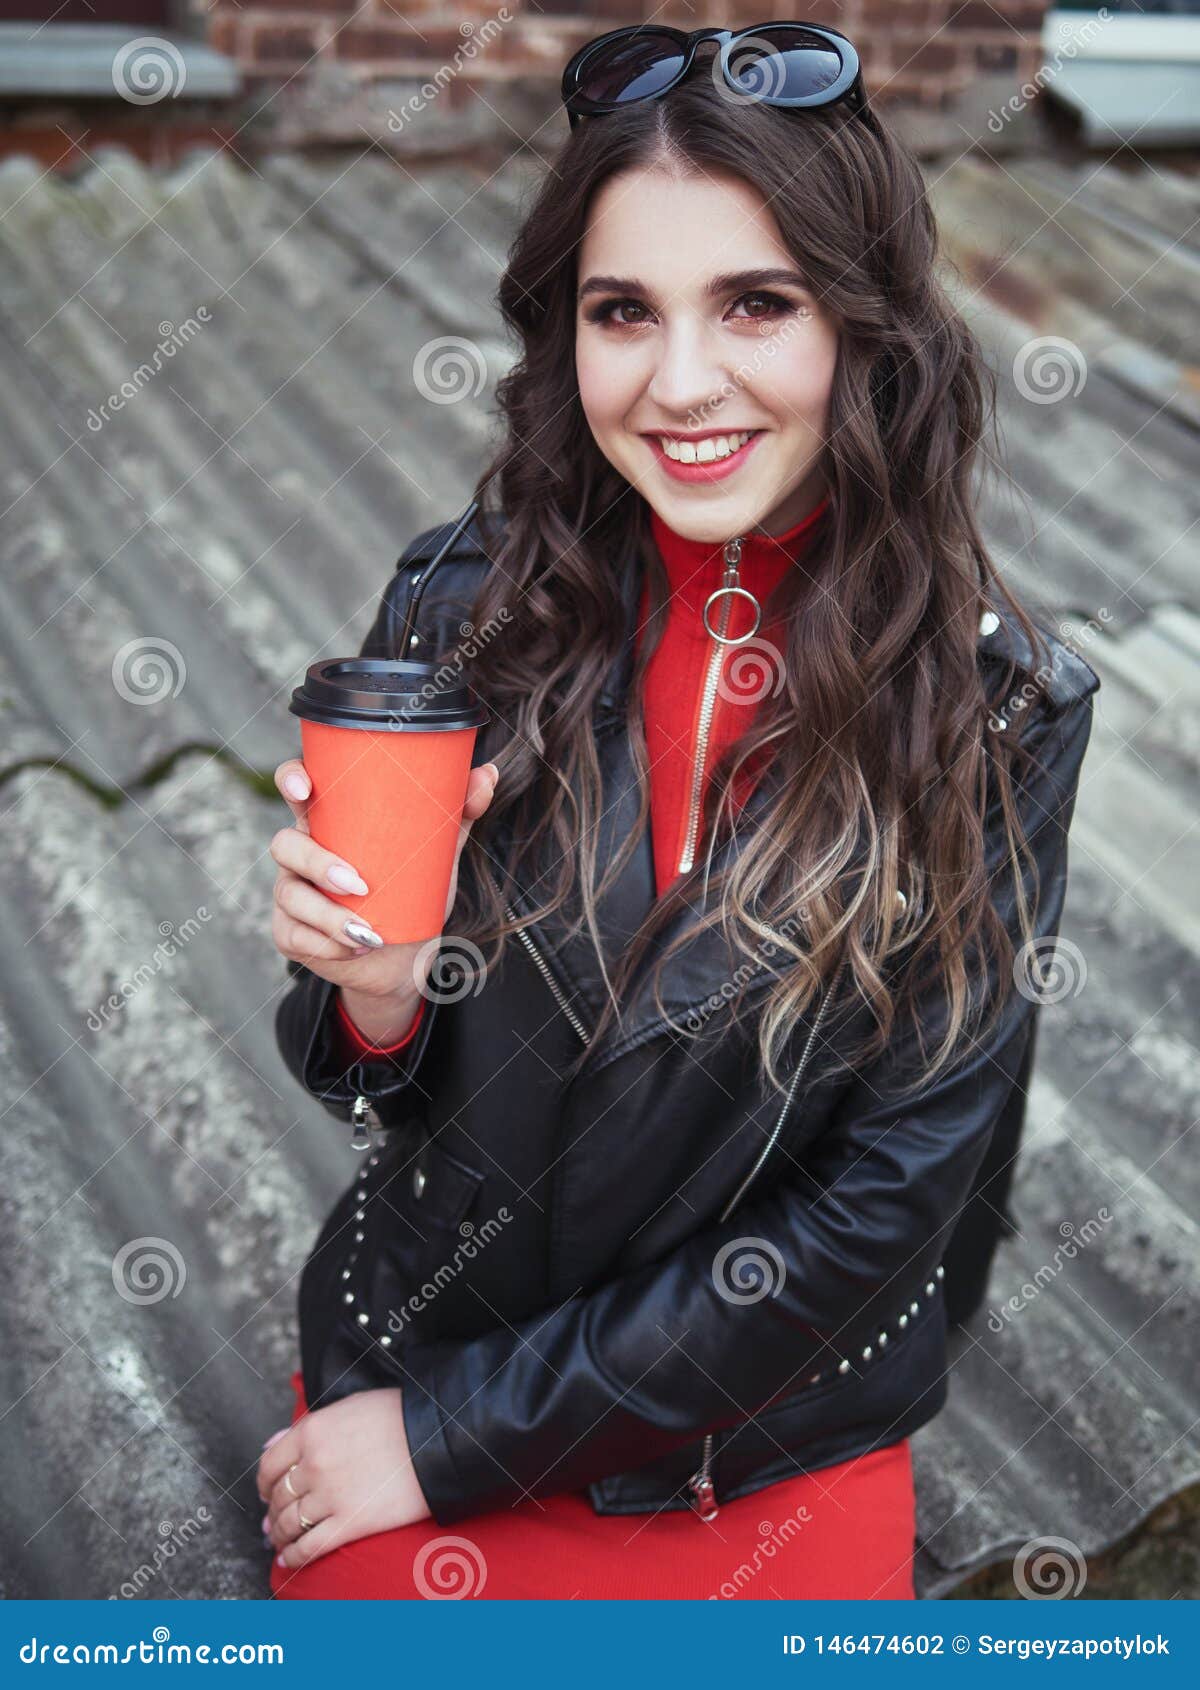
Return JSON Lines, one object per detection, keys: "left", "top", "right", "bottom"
{"left": 193, "top": 0, "right": 1051, "bottom": 113}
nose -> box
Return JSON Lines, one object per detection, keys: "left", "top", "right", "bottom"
{"left": 644, "top": 310, "right": 735, "bottom": 423}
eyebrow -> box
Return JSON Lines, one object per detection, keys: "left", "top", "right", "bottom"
{"left": 577, "top": 267, "right": 811, "bottom": 304}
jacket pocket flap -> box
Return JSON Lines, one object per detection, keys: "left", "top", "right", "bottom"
{"left": 410, "top": 1135, "right": 486, "bottom": 1229}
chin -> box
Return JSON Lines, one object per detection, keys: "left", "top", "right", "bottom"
{"left": 655, "top": 488, "right": 773, "bottom": 544}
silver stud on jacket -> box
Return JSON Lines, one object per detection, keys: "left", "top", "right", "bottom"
{"left": 827, "top": 1268, "right": 946, "bottom": 1379}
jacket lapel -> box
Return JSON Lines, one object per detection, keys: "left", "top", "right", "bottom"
{"left": 514, "top": 738, "right": 788, "bottom": 1078}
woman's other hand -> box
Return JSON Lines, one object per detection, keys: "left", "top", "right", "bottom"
{"left": 258, "top": 1388, "right": 432, "bottom": 1569}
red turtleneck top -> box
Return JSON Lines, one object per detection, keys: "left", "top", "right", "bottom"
{"left": 281, "top": 497, "right": 915, "bottom": 1601}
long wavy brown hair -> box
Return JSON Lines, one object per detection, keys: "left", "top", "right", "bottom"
{"left": 432, "top": 72, "right": 1051, "bottom": 1100}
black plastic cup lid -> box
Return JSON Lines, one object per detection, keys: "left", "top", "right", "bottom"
{"left": 289, "top": 657, "right": 489, "bottom": 732}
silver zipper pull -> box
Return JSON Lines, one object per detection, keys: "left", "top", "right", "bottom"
{"left": 723, "top": 534, "right": 743, "bottom": 581}
{"left": 349, "top": 1094, "right": 382, "bottom": 1152}
{"left": 686, "top": 1433, "right": 719, "bottom": 1520}
{"left": 686, "top": 1468, "right": 719, "bottom": 1521}
{"left": 702, "top": 537, "right": 761, "bottom": 644}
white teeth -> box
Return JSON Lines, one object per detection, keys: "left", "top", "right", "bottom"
{"left": 659, "top": 430, "right": 754, "bottom": 463}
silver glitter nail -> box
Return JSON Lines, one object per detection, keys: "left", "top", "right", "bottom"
{"left": 344, "top": 919, "right": 384, "bottom": 948}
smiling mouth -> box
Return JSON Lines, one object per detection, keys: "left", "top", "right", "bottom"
{"left": 650, "top": 429, "right": 761, "bottom": 464}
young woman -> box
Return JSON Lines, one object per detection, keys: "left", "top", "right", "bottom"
{"left": 260, "top": 23, "right": 1099, "bottom": 1599}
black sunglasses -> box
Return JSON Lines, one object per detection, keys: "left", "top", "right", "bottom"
{"left": 561, "top": 22, "right": 871, "bottom": 131}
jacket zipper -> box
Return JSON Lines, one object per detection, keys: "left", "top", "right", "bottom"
{"left": 344, "top": 888, "right": 590, "bottom": 1149}
{"left": 347, "top": 916, "right": 592, "bottom": 1140}
{"left": 506, "top": 905, "right": 592, "bottom": 1048}
{"left": 349, "top": 1086, "right": 385, "bottom": 1152}
{"left": 684, "top": 952, "right": 849, "bottom": 1522}
{"left": 678, "top": 536, "right": 744, "bottom": 875}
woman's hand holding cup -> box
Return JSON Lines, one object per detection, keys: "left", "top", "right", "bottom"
{"left": 269, "top": 756, "right": 499, "bottom": 1037}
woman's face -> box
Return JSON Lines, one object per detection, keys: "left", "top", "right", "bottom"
{"left": 575, "top": 163, "right": 839, "bottom": 544}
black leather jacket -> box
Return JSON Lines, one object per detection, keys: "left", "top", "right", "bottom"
{"left": 275, "top": 512, "right": 1100, "bottom": 1528}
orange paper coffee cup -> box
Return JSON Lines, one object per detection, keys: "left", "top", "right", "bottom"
{"left": 289, "top": 658, "right": 489, "bottom": 946}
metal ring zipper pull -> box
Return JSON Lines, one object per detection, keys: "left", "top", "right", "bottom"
{"left": 702, "top": 537, "right": 761, "bottom": 646}
{"left": 702, "top": 585, "right": 761, "bottom": 644}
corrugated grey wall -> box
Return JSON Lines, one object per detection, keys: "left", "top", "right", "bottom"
{"left": 0, "top": 145, "right": 1196, "bottom": 1599}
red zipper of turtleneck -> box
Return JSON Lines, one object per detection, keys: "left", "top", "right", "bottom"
{"left": 334, "top": 494, "right": 829, "bottom": 1059}
{"left": 641, "top": 496, "right": 828, "bottom": 893}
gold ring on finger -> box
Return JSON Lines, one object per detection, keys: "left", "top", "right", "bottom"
{"left": 298, "top": 1508, "right": 316, "bottom": 1531}
{"left": 283, "top": 1463, "right": 301, "bottom": 1499}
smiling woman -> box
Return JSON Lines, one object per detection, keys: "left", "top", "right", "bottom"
{"left": 266, "top": 21, "right": 1098, "bottom": 1602}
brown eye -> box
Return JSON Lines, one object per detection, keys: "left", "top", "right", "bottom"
{"left": 586, "top": 299, "right": 649, "bottom": 327}
{"left": 730, "top": 290, "right": 794, "bottom": 320}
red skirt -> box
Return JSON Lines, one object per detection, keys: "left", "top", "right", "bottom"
{"left": 269, "top": 1371, "right": 914, "bottom": 1599}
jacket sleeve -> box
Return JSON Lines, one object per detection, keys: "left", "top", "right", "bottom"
{"left": 396, "top": 686, "right": 1098, "bottom": 1524}
{"left": 273, "top": 548, "right": 443, "bottom": 1128}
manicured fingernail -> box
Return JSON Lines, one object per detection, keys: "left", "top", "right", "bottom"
{"left": 276, "top": 1553, "right": 286, "bottom": 1567}
{"left": 284, "top": 773, "right": 310, "bottom": 800}
{"left": 344, "top": 919, "right": 383, "bottom": 948}
{"left": 261, "top": 1514, "right": 271, "bottom": 1534}
{"left": 262, "top": 1429, "right": 288, "bottom": 1449}
{"left": 328, "top": 863, "right": 369, "bottom": 894}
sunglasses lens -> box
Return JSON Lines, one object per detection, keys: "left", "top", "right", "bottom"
{"left": 575, "top": 31, "right": 685, "bottom": 107}
{"left": 726, "top": 28, "right": 845, "bottom": 102}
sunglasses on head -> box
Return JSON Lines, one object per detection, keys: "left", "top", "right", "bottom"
{"left": 561, "top": 22, "right": 872, "bottom": 131}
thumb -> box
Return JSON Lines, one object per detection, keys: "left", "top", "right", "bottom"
{"left": 443, "top": 763, "right": 498, "bottom": 926}
{"left": 462, "top": 762, "right": 499, "bottom": 825}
